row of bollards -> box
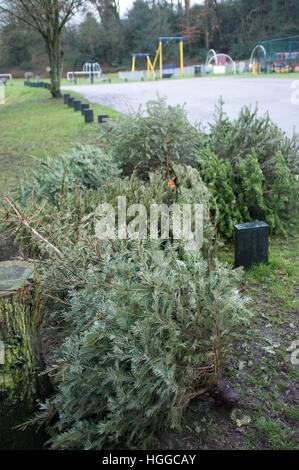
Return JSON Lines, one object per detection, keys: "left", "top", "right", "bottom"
{"left": 63, "top": 93, "right": 110, "bottom": 125}
{"left": 24, "top": 81, "right": 51, "bottom": 90}
{"left": 23, "top": 81, "right": 111, "bottom": 126}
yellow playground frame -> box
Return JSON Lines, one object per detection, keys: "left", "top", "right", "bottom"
{"left": 131, "top": 53, "right": 155, "bottom": 78}
{"left": 131, "top": 36, "right": 184, "bottom": 79}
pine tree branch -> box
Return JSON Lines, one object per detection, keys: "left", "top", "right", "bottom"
{"left": 3, "top": 195, "right": 64, "bottom": 259}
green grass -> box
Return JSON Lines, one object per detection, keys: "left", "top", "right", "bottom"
{"left": 288, "top": 406, "right": 299, "bottom": 422}
{"left": 251, "top": 417, "right": 295, "bottom": 450}
{"left": 221, "top": 226, "right": 299, "bottom": 449}
{"left": 0, "top": 80, "right": 120, "bottom": 191}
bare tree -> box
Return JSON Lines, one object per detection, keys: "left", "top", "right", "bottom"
{"left": 0, "top": 0, "right": 85, "bottom": 98}
{"left": 89, "top": 0, "right": 119, "bottom": 26}
{"left": 191, "top": 0, "right": 219, "bottom": 50}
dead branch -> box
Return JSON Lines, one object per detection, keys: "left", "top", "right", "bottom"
{"left": 3, "top": 195, "right": 64, "bottom": 259}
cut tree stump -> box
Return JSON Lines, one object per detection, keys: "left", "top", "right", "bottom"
{"left": 0, "top": 261, "right": 48, "bottom": 401}
{"left": 0, "top": 261, "right": 50, "bottom": 449}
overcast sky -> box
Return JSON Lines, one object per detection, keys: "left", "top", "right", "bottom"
{"left": 119, "top": 1, "right": 200, "bottom": 17}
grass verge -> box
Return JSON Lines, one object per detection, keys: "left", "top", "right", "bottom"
{"left": 0, "top": 80, "right": 120, "bottom": 191}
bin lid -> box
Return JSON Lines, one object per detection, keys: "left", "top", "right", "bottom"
{"left": 235, "top": 221, "right": 269, "bottom": 231}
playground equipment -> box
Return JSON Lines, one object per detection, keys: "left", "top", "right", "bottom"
{"left": 250, "top": 45, "right": 267, "bottom": 74}
{"left": 0, "top": 81, "right": 4, "bottom": 104}
{"left": 250, "top": 36, "right": 299, "bottom": 74}
{"left": 126, "top": 36, "right": 185, "bottom": 81}
{"left": 67, "top": 60, "right": 110, "bottom": 84}
{"left": 131, "top": 53, "right": 155, "bottom": 78}
{"left": 205, "top": 49, "right": 217, "bottom": 66}
{"left": 0, "top": 73, "right": 13, "bottom": 83}
{"left": 24, "top": 72, "right": 34, "bottom": 80}
{"left": 206, "top": 51, "right": 236, "bottom": 74}
{"left": 153, "top": 37, "right": 185, "bottom": 79}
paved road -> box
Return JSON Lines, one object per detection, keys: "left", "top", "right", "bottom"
{"left": 64, "top": 77, "right": 298, "bottom": 135}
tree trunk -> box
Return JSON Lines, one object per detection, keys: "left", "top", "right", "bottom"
{"left": 0, "top": 261, "right": 50, "bottom": 448}
{"left": 0, "top": 261, "right": 48, "bottom": 395}
{"left": 205, "top": 31, "right": 210, "bottom": 50}
{"left": 46, "top": 34, "right": 63, "bottom": 99}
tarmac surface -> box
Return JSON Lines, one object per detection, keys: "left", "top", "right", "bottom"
{"left": 64, "top": 77, "right": 298, "bottom": 135}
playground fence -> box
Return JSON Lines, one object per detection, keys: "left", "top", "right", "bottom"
{"left": 259, "top": 36, "right": 299, "bottom": 73}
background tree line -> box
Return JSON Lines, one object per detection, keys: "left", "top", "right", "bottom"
{"left": 0, "top": 0, "right": 299, "bottom": 77}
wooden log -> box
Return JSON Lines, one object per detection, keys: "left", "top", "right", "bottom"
{"left": 0, "top": 261, "right": 50, "bottom": 448}
{"left": 0, "top": 261, "right": 48, "bottom": 393}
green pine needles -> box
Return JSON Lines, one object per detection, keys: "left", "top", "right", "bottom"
{"left": 39, "top": 241, "right": 249, "bottom": 450}
{"left": 200, "top": 102, "right": 299, "bottom": 237}
{"left": 17, "top": 144, "right": 121, "bottom": 206}
{"left": 102, "top": 98, "right": 206, "bottom": 178}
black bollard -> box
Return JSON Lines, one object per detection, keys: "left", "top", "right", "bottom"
{"left": 64, "top": 94, "right": 70, "bottom": 105}
{"left": 84, "top": 109, "right": 94, "bottom": 123}
{"left": 74, "top": 100, "right": 82, "bottom": 112}
{"left": 98, "top": 115, "right": 109, "bottom": 124}
{"left": 81, "top": 103, "right": 89, "bottom": 115}
{"left": 235, "top": 221, "right": 269, "bottom": 270}
{"left": 68, "top": 97, "right": 74, "bottom": 108}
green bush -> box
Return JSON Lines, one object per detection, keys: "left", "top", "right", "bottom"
{"left": 17, "top": 144, "right": 121, "bottom": 206}
{"left": 11, "top": 165, "right": 217, "bottom": 263}
{"left": 199, "top": 148, "right": 240, "bottom": 239}
{"left": 197, "top": 102, "right": 299, "bottom": 237}
{"left": 38, "top": 240, "right": 249, "bottom": 450}
{"left": 263, "top": 151, "right": 299, "bottom": 232}
{"left": 209, "top": 101, "right": 299, "bottom": 176}
{"left": 102, "top": 98, "right": 205, "bottom": 177}
{"left": 236, "top": 152, "right": 267, "bottom": 220}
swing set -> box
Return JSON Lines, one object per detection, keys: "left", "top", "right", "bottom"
{"left": 131, "top": 53, "right": 155, "bottom": 77}
{"left": 131, "top": 36, "right": 185, "bottom": 79}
